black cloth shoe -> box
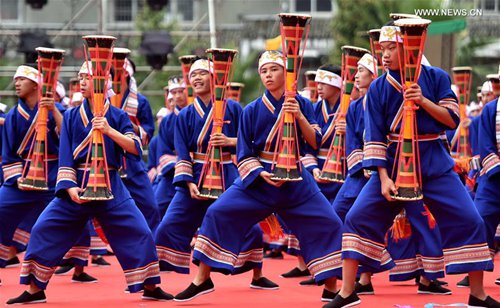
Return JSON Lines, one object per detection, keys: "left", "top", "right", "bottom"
{"left": 142, "top": 287, "right": 174, "bottom": 301}
{"left": 300, "top": 277, "right": 318, "bottom": 286}
{"left": 468, "top": 294, "right": 500, "bottom": 308}
{"left": 495, "top": 278, "right": 500, "bottom": 286}
{"left": 355, "top": 281, "right": 374, "bottom": 295}
{"left": 323, "top": 292, "right": 361, "bottom": 308}
{"left": 414, "top": 276, "right": 448, "bottom": 286}
{"left": 71, "top": 272, "right": 98, "bottom": 283}
{"left": 91, "top": 257, "right": 111, "bottom": 267}
{"left": 433, "top": 279, "right": 448, "bottom": 286}
{"left": 457, "top": 275, "right": 470, "bottom": 288}
{"left": 6, "top": 290, "right": 46, "bottom": 305}
{"left": 417, "top": 281, "right": 451, "bottom": 295}
{"left": 250, "top": 277, "right": 279, "bottom": 290}
{"left": 321, "top": 289, "right": 339, "bottom": 302}
{"left": 174, "top": 278, "right": 215, "bottom": 302}
{"left": 263, "top": 250, "right": 283, "bottom": 259}
{"left": 124, "top": 287, "right": 143, "bottom": 293}
{"left": 54, "top": 265, "right": 74, "bottom": 275}
{"left": 6, "top": 256, "right": 20, "bottom": 268}
{"left": 280, "top": 267, "right": 310, "bottom": 278}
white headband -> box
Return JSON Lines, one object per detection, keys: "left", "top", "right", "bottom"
{"left": 315, "top": 69, "right": 342, "bottom": 89}
{"left": 451, "top": 84, "right": 460, "bottom": 98}
{"left": 357, "top": 54, "right": 376, "bottom": 75}
{"left": 71, "top": 92, "right": 83, "bottom": 103}
{"left": 78, "top": 61, "right": 115, "bottom": 98}
{"left": 189, "top": 59, "right": 212, "bottom": 80}
{"left": 481, "top": 81, "right": 493, "bottom": 94}
{"left": 167, "top": 92, "right": 173, "bottom": 100}
{"left": 56, "top": 81, "right": 66, "bottom": 98}
{"left": 157, "top": 107, "right": 168, "bottom": 118}
{"left": 168, "top": 78, "right": 185, "bottom": 91}
{"left": 0, "top": 102, "right": 7, "bottom": 113}
{"left": 124, "top": 58, "right": 134, "bottom": 77}
{"left": 258, "top": 50, "right": 285, "bottom": 72}
{"left": 78, "top": 61, "right": 92, "bottom": 76}
{"left": 14, "top": 65, "right": 40, "bottom": 85}
{"left": 379, "top": 26, "right": 403, "bottom": 43}
{"left": 466, "top": 101, "right": 482, "bottom": 115}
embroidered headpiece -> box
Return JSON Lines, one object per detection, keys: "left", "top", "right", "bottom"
{"left": 357, "top": 53, "right": 376, "bottom": 75}
{"left": 315, "top": 69, "right": 342, "bottom": 89}
{"left": 189, "top": 59, "right": 213, "bottom": 80}
{"left": 379, "top": 26, "right": 403, "bottom": 43}
{"left": 258, "top": 50, "right": 285, "bottom": 73}
{"left": 13, "top": 65, "right": 40, "bottom": 85}
{"left": 168, "top": 77, "right": 185, "bottom": 91}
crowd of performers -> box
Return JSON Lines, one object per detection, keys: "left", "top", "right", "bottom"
{"left": 0, "top": 13, "right": 499, "bottom": 308}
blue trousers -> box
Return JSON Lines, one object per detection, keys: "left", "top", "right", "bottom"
{"left": 475, "top": 175, "right": 500, "bottom": 257}
{"left": 193, "top": 185, "right": 343, "bottom": 282}
{"left": 20, "top": 195, "right": 160, "bottom": 293}
{"left": 332, "top": 173, "right": 368, "bottom": 222}
{"left": 333, "top": 173, "right": 433, "bottom": 281}
{"left": 0, "top": 186, "right": 53, "bottom": 267}
{"left": 12, "top": 211, "right": 42, "bottom": 253}
{"left": 154, "top": 175, "right": 176, "bottom": 218}
{"left": 59, "top": 221, "right": 108, "bottom": 267}
{"left": 343, "top": 170, "right": 493, "bottom": 278}
{"left": 155, "top": 189, "right": 263, "bottom": 275}
{"left": 123, "top": 171, "right": 160, "bottom": 233}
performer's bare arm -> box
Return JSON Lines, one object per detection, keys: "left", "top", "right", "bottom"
{"left": 283, "top": 97, "right": 318, "bottom": 150}
{"left": 405, "top": 83, "right": 456, "bottom": 129}
{"left": 92, "top": 116, "right": 139, "bottom": 155}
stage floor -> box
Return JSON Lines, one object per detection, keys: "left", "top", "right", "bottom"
{"left": 1, "top": 253, "right": 499, "bottom": 307}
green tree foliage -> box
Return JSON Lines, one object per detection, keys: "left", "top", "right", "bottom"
{"left": 330, "top": 0, "right": 445, "bottom": 63}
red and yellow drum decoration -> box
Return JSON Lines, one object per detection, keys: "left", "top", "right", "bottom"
{"left": 451, "top": 67, "right": 473, "bottom": 169}
{"left": 270, "top": 13, "right": 311, "bottom": 181}
{"left": 197, "top": 48, "right": 238, "bottom": 199}
{"left": 391, "top": 18, "right": 432, "bottom": 201}
{"left": 110, "top": 47, "right": 130, "bottom": 108}
{"left": 79, "top": 35, "right": 116, "bottom": 201}
{"left": 68, "top": 77, "right": 80, "bottom": 106}
{"left": 319, "top": 45, "right": 369, "bottom": 183}
{"left": 304, "top": 70, "right": 318, "bottom": 101}
{"left": 487, "top": 73, "right": 500, "bottom": 98}
{"left": 368, "top": 29, "right": 384, "bottom": 78}
{"left": 18, "top": 47, "right": 65, "bottom": 191}
{"left": 226, "top": 82, "right": 244, "bottom": 103}
{"left": 179, "top": 55, "right": 198, "bottom": 105}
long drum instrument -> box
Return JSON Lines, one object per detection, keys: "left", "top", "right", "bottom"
{"left": 390, "top": 13, "right": 422, "bottom": 20}
{"left": 226, "top": 82, "right": 244, "bottom": 103}
{"left": 304, "top": 70, "right": 318, "bottom": 102}
{"left": 79, "top": 35, "right": 116, "bottom": 201}
{"left": 18, "top": 47, "right": 65, "bottom": 190}
{"left": 270, "top": 13, "right": 311, "bottom": 181}
{"left": 68, "top": 77, "right": 80, "bottom": 107}
{"left": 319, "top": 45, "right": 369, "bottom": 182}
{"left": 110, "top": 47, "right": 131, "bottom": 108}
{"left": 391, "top": 18, "right": 432, "bottom": 201}
{"left": 179, "top": 55, "right": 198, "bottom": 105}
{"left": 451, "top": 67, "right": 473, "bottom": 160}
{"left": 197, "top": 48, "right": 238, "bottom": 199}
{"left": 487, "top": 73, "right": 500, "bottom": 98}
{"left": 368, "top": 29, "right": 384, "bottom": 77}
